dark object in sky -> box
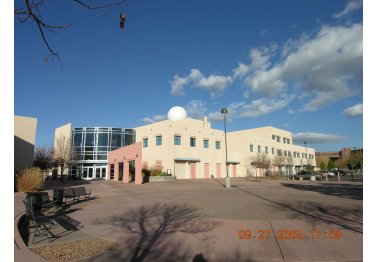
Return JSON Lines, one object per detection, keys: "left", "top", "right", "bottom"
{"left": 120, "top": 13, "right": 126, "bottom": 29}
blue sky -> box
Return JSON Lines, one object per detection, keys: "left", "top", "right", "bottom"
{"left": 14, "top": 0, "right": 363, "bottom": 152}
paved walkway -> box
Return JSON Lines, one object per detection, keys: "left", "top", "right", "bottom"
{"left": 14, "top": 178, "right": 363, "bottom": 261}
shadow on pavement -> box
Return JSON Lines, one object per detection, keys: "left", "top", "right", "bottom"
{"left": 91, "top": 203, "right": 221, "bottom": 262}
{"left": 280, "top": 183, "right": 363, "bottom": 200}
{"left": 236, "top": 187, "right": 363, "bottom": 234}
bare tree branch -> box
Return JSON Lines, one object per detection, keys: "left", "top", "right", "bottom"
{"left": 15, "top": 0, "right": 127, "bottom": 64}
{"left": 73, "top": 0, "right": 126, "bottom": 10}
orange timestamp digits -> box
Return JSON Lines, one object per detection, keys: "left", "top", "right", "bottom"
{"left": 238, "top": 229, "right": 303, "bottom": 240}
{"left": 238, "top": 229, "right": 273, "bottom": 240}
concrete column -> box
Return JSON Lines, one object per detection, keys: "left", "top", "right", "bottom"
{"left": 135, "top": 157, "right": 142, "bottom": 185}
{"left": 114, "top": 163, "right": 119, "bottom": 181}
{"left": 106, "top": 164, "right": 111, "bottom": 180}
{"left": 123, "top": 161, "right": 129, "bottom": 183}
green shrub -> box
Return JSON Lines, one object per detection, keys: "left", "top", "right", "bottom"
{"left": 149, "top": 167, "right": 163, "bottom": 176}
{"left": 16, "top": 167, "right": 44, "bottom": 192}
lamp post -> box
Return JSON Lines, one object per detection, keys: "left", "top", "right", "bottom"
{"left": 221, "top": 108, "right": 230, "bottom": 188}
{"left": 304, "top": 141, "right": 308, "bottom": 173}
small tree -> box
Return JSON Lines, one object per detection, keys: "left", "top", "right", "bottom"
{"left": 285, "top": 157, "right": 294, "bottom": 180}
{"left": 252, "top": 153, "right": 272, "bottom": 179}
{"left": 273, "top": 155, "right": 286, "bottom": 176}
{"left": 348, "top": 151, "right": 363, "bottom": 181}
{"left": 33, "top": 146, "right": 54, "bottom": 179}
{"left": 327, "top": 159, "right": 336, "bottom": 171}
{"left": 54, "top": 134, "right": 71, "bottom": 181}
{"left": 335, "top": 156, "right": 348, "bottom": 170}
{"left": 319, "top": 161, "right": 327, "bottom": 170}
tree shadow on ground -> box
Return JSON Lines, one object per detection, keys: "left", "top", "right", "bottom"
{"left": 280, "top": 183, "right": 363, "bottom": 200}
{"left": 272, "top": 200, "right": 362, "bottom": 230}
{"left": 92, "top": 203, "right": 221, "bottom": 262}
{"left": 236, "top": 187, "right": 363, "bottom": 234}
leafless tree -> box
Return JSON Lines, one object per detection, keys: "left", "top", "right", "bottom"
{"left": 252, "top": 153, "right": 272, "bottom": 179}
{"left": 33, "top": 145, "right": 54, "bottom": 179}
{"left": 54, "top": 134, "right": 71, "bottom": 181}
{"left": 273, "top": 155, "right": 285, "bottom": 176}
{"left": 285, "top": 157, "right": 294, "bottom": 180}
{"left": 14, "top": 0, "right": 127, "bottom": 63}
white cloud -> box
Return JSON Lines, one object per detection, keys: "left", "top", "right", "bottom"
{"left": 142, "top": 114, "right": 166, "bottom": 124}
{"left": 170, "top": 76, "right": 189, "bottom": 96}
{"left": 186, "top": 100, "right": 207, "bottom": 120}
{"left": 343, "top": 103, "right": 363, "bottom": 117}
{"left": 235, "top": 95, "right": 294, "bottom": 118}
{"left": 170, "top": 69, "right": 232, "bottom": 98}
{"left": 292, "top": 132, "right": 347, "bottom": 144}
{"left": 333, "top": 0, "right": 362, "bottom": 18}
{"left": 238, "top": 23, "right": 362, "bottom": 111}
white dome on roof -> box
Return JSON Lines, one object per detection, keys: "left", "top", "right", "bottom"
{"left": 167, "top": 106, "right": 187, "bottom": 121}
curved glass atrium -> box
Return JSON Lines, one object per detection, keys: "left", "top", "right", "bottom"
{"left": 69, "top": 127, "right": 135, "bottom": 179}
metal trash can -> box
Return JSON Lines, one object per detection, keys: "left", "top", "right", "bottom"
{"left": 25, "top": 192, "right": 44, "bottom": 211}
{"left": 53, "top": 189, "right": 65, "bottom": 206}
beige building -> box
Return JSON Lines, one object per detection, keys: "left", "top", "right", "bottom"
{"left": 135, "top": 118, "right": 316, "bottom": 179}
{"left": 55, "top": 117, "right": 316, "bottom": 180}
{"left": 14, "top": 115, "right": 37, "bottom": 171}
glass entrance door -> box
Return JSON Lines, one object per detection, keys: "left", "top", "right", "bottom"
{"left": 83, "top": 167, "right": 93, "bottom": 179}
{"left": 95, "top": 167, "right": 101, "bottom": 178}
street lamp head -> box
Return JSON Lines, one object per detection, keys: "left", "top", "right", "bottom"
{"left": 221, "top": 107, "right": 228, "bottom": 115}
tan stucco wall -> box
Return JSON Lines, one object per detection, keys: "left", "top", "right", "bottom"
{"left": 135, "top": 120, "right": 316, "bottom": 179}
{"left": 227, "top": 126, "right": 316, "bottom": 176}
{"left": 135, "top": 118, "right": 229, "bottom": 179}
{"left": 14, "top": 115, "right": 37, "bottom": 171}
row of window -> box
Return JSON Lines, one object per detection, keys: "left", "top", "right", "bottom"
{"left": 272, "top": 134, "right": 291, "bottom": 144}
{"left": 143, "top": 135, "right": 221, "bottom": 149}
{"left": 249, "top": 144, "right": 314, "bottom": 159}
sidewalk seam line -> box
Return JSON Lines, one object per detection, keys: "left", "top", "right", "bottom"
{"left": 269, "top": 219, "right": 285, "bottom": 262}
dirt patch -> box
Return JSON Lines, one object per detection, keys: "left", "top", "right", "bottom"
{"left": 30, "top": 238, "right": 116, "bottom": 262}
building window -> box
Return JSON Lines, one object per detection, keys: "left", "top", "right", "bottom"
{"left": 287, "top": 139, "right": 290, "bottom": 144}
{"left": 272, "top": 148, "right": 275, "bottom": 155}
{"left": 284, "top": 151, "right": 287, "bottom": 157}
{"left": 203, "top": 139, "right": 209, "bottom": 149}
{"left": 174, "top": 135, "right": 181, "bottom": 146}
{"left": 265, "top": 147, "right": 268, "bottom": 154}
{"left": 190, "top": 137, "right": 196, "bottom": 147}
{"left": 283, "top": 138, "right": 286, "bottom": 143}
{"left": 143, "top": 138, "right": 148, "bottom": 148}
{"left": 297, "top": 152, "right": 300, "bottom": 158}
{"left": 276, "top": 136, "right": 281, "bottom": 142}
{"left": 250, "top": 144, "right": 254, "bottom": 152}
{"left": 288, "top": 151, "right": 291, "bottom": 157}
{"left": 156, "top": 135, "right": 162, "bottom": 146}
{"left": 272, "top": 135, "right": 275, "bottom": 140}
{"left": 216, "top": 141, "right": 221, "bottom": 150}
{"left": 258, "top": 145, "right": 261, "bottom": 153}
{"left": 293, "top": 152, "right": 297, "bottom": 158}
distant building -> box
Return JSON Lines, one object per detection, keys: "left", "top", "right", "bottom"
{"left": 14, "top": 115, "right": 37, "bottom": 171}
{"left": 315, "top": 147, "right": 363, "bottom": 168}
{"left": 55, "top": 118, "right": 316, "bottom": 181}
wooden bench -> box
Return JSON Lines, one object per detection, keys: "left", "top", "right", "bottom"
{"left": 73, "top": 187, "right": 91, "bottom": 200}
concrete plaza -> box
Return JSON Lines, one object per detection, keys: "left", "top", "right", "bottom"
{"left": 15, "top": 177, "right": 363, "bottom": 261}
